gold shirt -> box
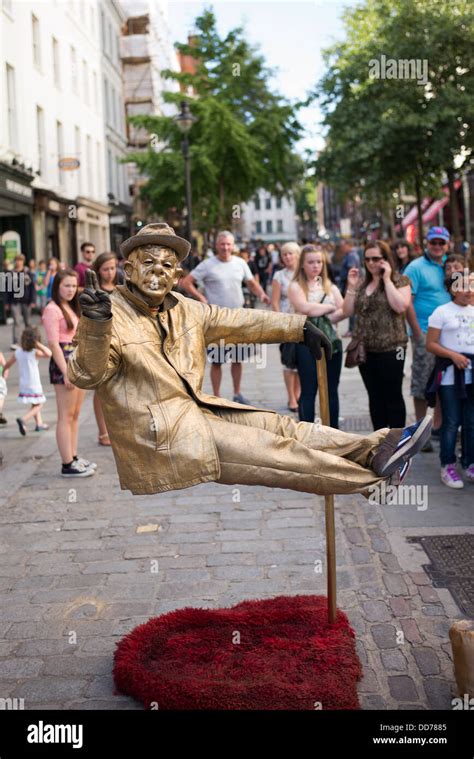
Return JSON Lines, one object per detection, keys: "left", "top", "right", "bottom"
{"left": 68, "top": 285, "right": 306, "bottom": 494}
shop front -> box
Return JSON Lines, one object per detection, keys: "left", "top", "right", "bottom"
{"left": 33, "top": 189, "right": 77, "bottom": 266}
{"left": 0, "top": 161, "right": 35, "bottom": 264}
{"left": 75, "top": 197, "right": 111, "bottom": 261}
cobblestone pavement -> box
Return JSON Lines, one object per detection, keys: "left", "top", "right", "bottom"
{"left": 0, "top": 314, "right": 471, "bottom": 710}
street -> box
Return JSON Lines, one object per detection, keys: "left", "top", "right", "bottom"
{"left": 0, "top": 313, "right": 471, "bottom": 710}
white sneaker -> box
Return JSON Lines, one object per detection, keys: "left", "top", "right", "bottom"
{"left": 61, "top": 461, "right": 95, "bottom": 478}
{"left": 440, "top": 464, "right": 464, "bottom": 489}
{"left": 75, "top": 457, "right": 97, "bottom": 470}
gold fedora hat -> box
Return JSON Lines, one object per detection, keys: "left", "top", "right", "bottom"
{"left": 120, "top": 223, "right": 191, "bottom": 262}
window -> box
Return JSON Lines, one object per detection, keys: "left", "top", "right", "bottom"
{"left": 92, "top": 70, "right": 98, "bottom": 107}
{"left": 6, "top": 64, "right": 18, "bottom": 151}
{"left": 111, "top": 85, "right": 116, "bottom": 127}
{"left": 266, "top": 220, "right": 273, "bottom": 233}
{"left": 86, "top": 135, "right": 93, "bottom": 196}
{"left": 75, "top": 126, "right": 81, "bottom": 193}
{"left": 32, "top": 14, "right": 41, "bottom": 69}
{"left": 100, "top": 10, "right": 106, "bottom": 49}
{"left": 255, "top": 221, "right": 262, "bottom": 234}
{"left": 254, "top": 195, "right": 260, "bottom": 211}
{"left": 71, "top": 46, "right": 78, "bottom": 93}
{"left": 83, "top": 60, "right": 89, "bottom": 104}
{"left": 276, "top": 197, "right": 282, "bottom": 209}
{"left": 52, "top": 37, "right": 60, "bottom": 87}
{"left": 265, "top": 197, "right": 271, "bottom": 210}
{"left": 96, "top": 141, "right": 102, "bottom": 198}
{"left": 277, "top": 219, "right": 283, "bottom": 233}
{"left": 36, "top": 106, "right": 45, "bottom": 175}
{"left": 104, "top": 78, "right": 109, "bottom": 122}
{"left": 56, "top": 120, "right": 64, "bottom": 186}
{"left": 107, "top": 148, "right": 112, "bottom": 193}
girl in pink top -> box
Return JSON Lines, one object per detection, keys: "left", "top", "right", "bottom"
{"left": 42, "top": 268, "right": 95, "bottom": 478}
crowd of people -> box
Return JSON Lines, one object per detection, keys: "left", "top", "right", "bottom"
{"left": 1, "top": 225, "right": 473, "bottom": 489}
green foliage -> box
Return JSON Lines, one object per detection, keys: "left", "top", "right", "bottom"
{"left": 314, "top": 0, "right": 474, "bottom": 209}
{"left": 128, "top": 8, "right": 304, "bottom": 235}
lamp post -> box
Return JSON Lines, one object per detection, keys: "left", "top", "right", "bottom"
{"left": 174, "top": 101, "right": 196, "bottom": 244}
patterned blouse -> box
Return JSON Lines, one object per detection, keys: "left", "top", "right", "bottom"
{"left": 354, "top": 274, "right": 410, "bottom": 352}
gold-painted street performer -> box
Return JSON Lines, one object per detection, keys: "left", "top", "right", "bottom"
{"left": 68, "top": 223, "right": 432, "bottom": 497}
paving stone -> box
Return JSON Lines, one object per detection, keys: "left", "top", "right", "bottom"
{"left": 380, "top": 650, "right": 408, "bottom": 672}
{"left": 383, "top": 574, "right": 408, "bottom": 596}
{"left": 222, "top": 541, "right": 284, "bottom": 554}
{"left": 389, "top": 597, "right": 411, "bottom": 617}
{"left": 356, "top": 566, "right": 377, "bottom": 583}
{"left": 355, "top": 640, "right": 368, "bottom": 667}
{"left": 350, "top": 547, "right": 372, "bottom": 565}
{"left": 370, "top": 536, "right": 391, "bottom": 553}
{"left": 347, "top": 611, "right": 366, "bottom": 636}
{"left": 371, "top": 623, "right": 398, "bottom": 649}
{"left": 16, "top": 639, "right": 71, "bottom": 656}
{"left": 409, "top": 571, "right": 430, "bottom": 586}
{"left": 41, "top": 656, "right": 112, "bottom": 676}
{"left": 379, "top": 554, "right": 401, "bottom": 572}
{"left": 388, "top": 676, "right": 419, "bottom": 702}
{"left": 358, "top": 668, "right": 380, "bottom": 693}
{"left": 400, "top": 618, "right": 423, "bottom": 645}
{"left": 413, "top": 648, "right": 440, "bottom": 676}
{"left": 361, "top": 694, "right": 386, "bottom": 709}
{"left": 362, "top": 600, "right": 392, "bottom": 622}
{"left": 0, "top": 657, "right": 43, "bottom": 678}
{"left": 421, "top": 605, "right": 445, "bottom": 616}
{"left": 419, "top": 586, "right": 441, "bottom": 604}
{"left": 213, "top": 566, "right": 263, "bottom": 580}
{"left": 206, "top": 553, "right": 256, "bottom": 567}
{"left": 423, "top": 678, "right": 453, "bottom": 710}
{"left": 344, "top": 527, "right": 365, "bottom": 545}
{"left": 12, "top": 677, "right": 89, "bottom": 702}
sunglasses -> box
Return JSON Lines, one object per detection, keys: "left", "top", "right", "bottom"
{"left": 365, "top": 256, "right": 383, "bottom": 263}
{"left": 429, "top": 240, "right": 447, "bottom": 246}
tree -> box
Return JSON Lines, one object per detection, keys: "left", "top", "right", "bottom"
{"left": 127, "top": 9, "right": 304, "bottom": 239}
{"left": 313, "top": 0, "right": 474, "bottom": 249}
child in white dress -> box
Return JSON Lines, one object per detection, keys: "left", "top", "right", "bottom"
{"left": 3, "top": 327, "right": 52, "bottom": 435}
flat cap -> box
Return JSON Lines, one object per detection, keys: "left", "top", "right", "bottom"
{"left": 120, "top": 223, "right": 191, "bottom": 262}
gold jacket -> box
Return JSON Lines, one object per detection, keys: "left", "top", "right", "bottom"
{"left": 68, "top": 285, "right": 306, "bottom": 495}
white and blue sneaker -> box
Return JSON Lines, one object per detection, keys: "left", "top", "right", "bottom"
{"left": 371, "top": 416, "right": 432, "bottom": 477}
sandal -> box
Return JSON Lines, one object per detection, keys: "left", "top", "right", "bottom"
{"left": 35, "top": 424, "right": 49, "bottom": 431}
{"left": 287, "top": 404, "right": 298, "bottom": 413}
{"left": 98, "top": 433, "right": 111, "bottom": 446}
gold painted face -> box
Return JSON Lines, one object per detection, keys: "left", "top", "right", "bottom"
{"left": 123, "top": 245, "right": 182, "bottom": 305}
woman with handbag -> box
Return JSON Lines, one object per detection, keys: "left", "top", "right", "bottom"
{"left": 289, "top": 245, "right": 344, "bottom": 427}
{"left": 271, "top": 242, "right": 301, "bottom": 412}
{"left": 342, "top": 240, "right": 411, "bottom": 429}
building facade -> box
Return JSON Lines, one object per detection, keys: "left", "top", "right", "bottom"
{"left": 120, "top": 0, "right": 179, "bottom": 229}
{"left": 0, "top": 0, "right": 139, "bottom": 265}
{"left": 239, "top": 190, "right": 298, "bottom": 243}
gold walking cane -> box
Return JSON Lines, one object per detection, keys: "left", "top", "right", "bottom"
{"left": 316, "top": 352, "right": 337, "bottom": 624}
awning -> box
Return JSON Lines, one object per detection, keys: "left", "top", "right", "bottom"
{"left": 422, "top": 180, "right": 462, "bottom": 223}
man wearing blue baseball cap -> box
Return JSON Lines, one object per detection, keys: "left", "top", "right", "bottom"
{"left": 405, "top": 227, "right": 451, "bottom": 450}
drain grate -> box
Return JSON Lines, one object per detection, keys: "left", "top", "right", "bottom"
{"left": 408, "top": 534, "right": 474, "bottom": 618}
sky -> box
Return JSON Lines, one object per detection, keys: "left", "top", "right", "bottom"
{"left": 167, "top": 0, "right": 360, "bottom": 156}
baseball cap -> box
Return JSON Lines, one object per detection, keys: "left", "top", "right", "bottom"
{"left": 426, "top": 226, "right": 450, "bottom": 242}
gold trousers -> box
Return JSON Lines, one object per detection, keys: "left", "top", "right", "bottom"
{"left": 202, "top": 407, "right": 389, "bottom": 497}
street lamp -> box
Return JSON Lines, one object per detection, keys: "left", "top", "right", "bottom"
{"left": 174, "top": 101, "right": 197, "bottom": 245}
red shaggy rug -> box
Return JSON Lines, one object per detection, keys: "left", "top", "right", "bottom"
{"left": 113, "top": 595, "right": 362, "bottom": 710}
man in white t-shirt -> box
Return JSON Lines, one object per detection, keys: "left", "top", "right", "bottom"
{"left": 181, "top": 230, "right": 270, "bottom": 401}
